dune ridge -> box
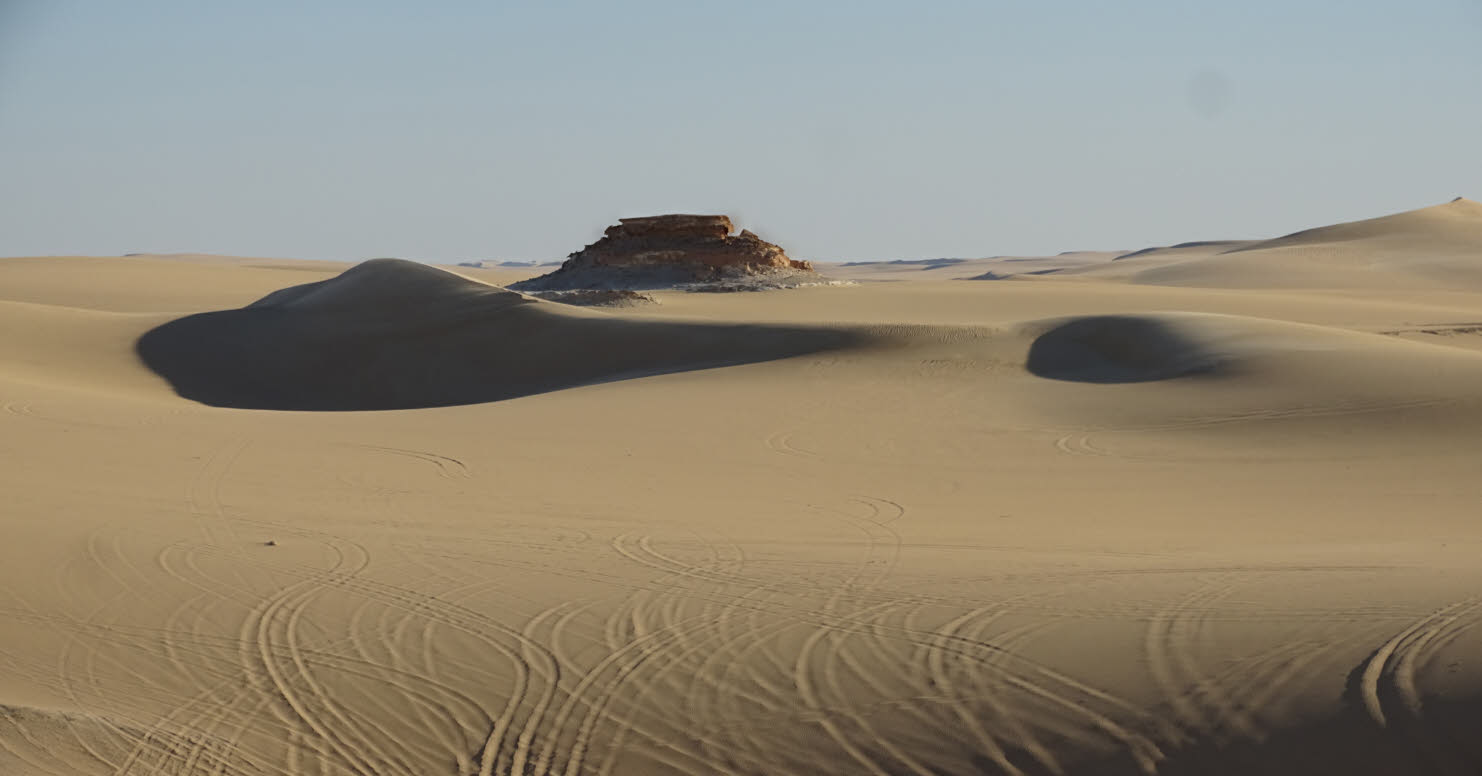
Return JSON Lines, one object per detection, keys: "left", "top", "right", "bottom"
{"left": 1032, "top": 199, "right": 1482, "bottom": 290}
{"left": 1226, "top": 197, "right": 1482, "bottom": 254}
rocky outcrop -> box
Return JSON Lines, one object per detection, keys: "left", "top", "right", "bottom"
{"left": 512, "top": 215, "right": 817, "bottom": 291}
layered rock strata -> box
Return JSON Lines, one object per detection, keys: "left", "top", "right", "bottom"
{"left": 513, "top": 215, "right": 816, "bottom": 291}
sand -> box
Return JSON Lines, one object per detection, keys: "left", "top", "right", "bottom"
{"left": 3, "top": 201, "right": 1482, "bottom": 775}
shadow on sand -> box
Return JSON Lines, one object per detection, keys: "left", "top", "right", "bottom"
{"left": 1025, "top": 315, "right": 1228, "bottom": 384}
{"left": 136, "top": 259, "right": 863, "bottom": 411}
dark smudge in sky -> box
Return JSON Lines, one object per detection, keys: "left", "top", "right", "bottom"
{"left": 1186, "top": 68, "right": 1233, "bottom": 119}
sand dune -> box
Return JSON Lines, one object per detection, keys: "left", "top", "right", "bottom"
{"left": 0, "top": 301, "right": 174, "bottom": 398}
{"left": 1021, "top": 312, "right": 1482, "bottom": 468}
{"left": 5, "top": 208, "right": 1482, "bottom": 775}
{"left": 136, "top": 259, "right": 864, "bottom": 410}
{"left": 0, "top": 255, "right": 346, "bottom": 313}
{"left": 1232, "top": 197, "right": 1482, "bottom": 254}
{"left": 1026, "top": 311, "right": 1482, "bottom": 396}
{"left": 1057, "top": 198, "right": 1482, "bottom": 290}
{"left": 832, "top": 252, "right": 1124, "bottom": 282}
{"left": 1112, "top": 241, "right": 1255, "bottom": 262}
{"left": 1027, "top": 314, "right": 1237, "bottom": 383}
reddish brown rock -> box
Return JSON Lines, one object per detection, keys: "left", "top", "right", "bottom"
{"left": 514, "top": 214, "right": 815, "bottom": 291}
{"left": 603, "top": 214, "right": 734, "bottom": 241}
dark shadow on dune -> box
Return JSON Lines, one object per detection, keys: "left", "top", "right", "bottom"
{"left": 1113, "top": 240, "right": 1249, "bottom": 261}
{"left": 1026, "top": 315, "right": 1226, "bottom": 384}
{"left": 136, "top": 260, "right": 866, "bottom": 411}
{"left": 1063, "top": 707, "right": 1464, "bottom": 776}
{"left": 1053, "top": 651, "right": 1482, "bottom": 776}
{"left": 138, "top": 308, "right": 862, "bottom": 411}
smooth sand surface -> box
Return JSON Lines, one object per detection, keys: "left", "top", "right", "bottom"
{"left": 4, "top": 202, "right": 1482, "bottom": 775}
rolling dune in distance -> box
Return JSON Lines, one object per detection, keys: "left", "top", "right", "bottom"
{"left": 1048, "top": 198, "right": 1482, "bottom": 290}
{"left": 4, "top": 201, "right": 1482, "bottom": 775}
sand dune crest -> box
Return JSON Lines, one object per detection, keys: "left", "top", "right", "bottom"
{"left": 248, "top": 257, "right": 529, "bottom": 311}
{"left": 1227, "top": 197, "right": 1482, "bottom": 254}
{"left": 1053, "top": 199, "right": 1482, "bottom": 290}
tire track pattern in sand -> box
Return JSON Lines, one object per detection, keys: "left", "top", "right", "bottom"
{"left": 3, "top": 433, "right": 1436, "bottom": 776}
{"left": 1356, "top": 598, "right": 1482, "bottom": 776}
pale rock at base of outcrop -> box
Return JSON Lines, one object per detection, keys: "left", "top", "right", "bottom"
{"left": 525, "top": 289, "right": 658, "bottom": 307}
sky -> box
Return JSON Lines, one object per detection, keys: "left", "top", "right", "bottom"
{"left": 1, "top": 0, "right": 1480, "bottom": 262}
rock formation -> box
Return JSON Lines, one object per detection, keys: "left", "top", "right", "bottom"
{"left": 512, "top": 215, "right": 817, "bottom": 291}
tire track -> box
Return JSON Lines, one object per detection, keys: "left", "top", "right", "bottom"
{"left": 790, "top": 495, "right": 908, "bottom": 776}
{"left": 1054, "top": 432, "right": 1111, "bottom": 458}
{"left": 244, "top": 539, "right": 387, "bottom": 776}
{"left": 214, "top": 525, "right": 554, "bottom": 776}
{"left": 913, "top": 604, "right": 1066, "bottom": 776}
{"left": 565, "top": 534, "right": 772, "bottom": 776}
{"left": 605, "top": 500, "right": 1168, "bottom": 774}
{"left": 1356, "top": 597, "right": 1482, "bottom": 775}
{"left": 178, "top": 446, "right": 546, "bottom": 775}
{"left": 763, "top": 430, "right": 821, "bottom": 460}
{"left": 817, "top": 599, "right": 941, "bottom": 776}
{"left": 1142, "top": 574, "right": 1239, "bottom": 741}
{"left": 352, "top": 445, "right": 472, "bottom": 480}
{"left": 593, "top": 533, "right": 758, "bottom": 776}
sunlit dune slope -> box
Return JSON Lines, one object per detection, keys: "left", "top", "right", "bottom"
{"left": 1058, "top": 198, "right": 1482, "bottom": 289}
{"left": 0, "top": 301, "right": 172, "bottom": 397}
{"left": 1232, "top": 197, "right": 1482, "bottom": 254}
{"left": 0, "top": 255, "right": 345, "bottom": 312}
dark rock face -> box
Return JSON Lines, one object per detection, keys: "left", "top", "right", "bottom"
{"left": 603, "top": 214, "right": 735, "bottom": 241}
{"left": 513, "top": 215, "right": 815, "bottom": 291}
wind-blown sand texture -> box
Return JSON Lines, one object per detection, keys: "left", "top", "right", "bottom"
{"left": 3, "top": 201, "right": 1482, "bottom": 775}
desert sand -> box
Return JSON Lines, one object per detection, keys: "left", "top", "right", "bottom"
{"left": 3, "top": 200, "right": 1482, "bottom": 775}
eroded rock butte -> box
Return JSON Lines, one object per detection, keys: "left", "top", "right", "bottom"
{"left": 513, "top": 214, "right": 816, "bottom": 291}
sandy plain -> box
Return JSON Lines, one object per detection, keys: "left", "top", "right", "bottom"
{"left": 2, "top": 199, "right": 1482, "bottom": 775}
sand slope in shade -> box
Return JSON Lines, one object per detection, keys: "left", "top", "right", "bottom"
{"left": 136, "top": 259, "right": 866, "bottom": 410}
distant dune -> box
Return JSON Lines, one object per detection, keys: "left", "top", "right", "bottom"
{"left": 1110, "top": 240, "right": 1255, "bottom": 262}
{"left": 1055, "top": 198, "right": 1482, "bottom": 289}
{"left": 1230, "top": 197, "right": 1482, "bottom": 254}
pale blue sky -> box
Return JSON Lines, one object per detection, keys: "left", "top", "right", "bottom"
{"left": 2, "top": 1, "right": 1479, "bottom": 262}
